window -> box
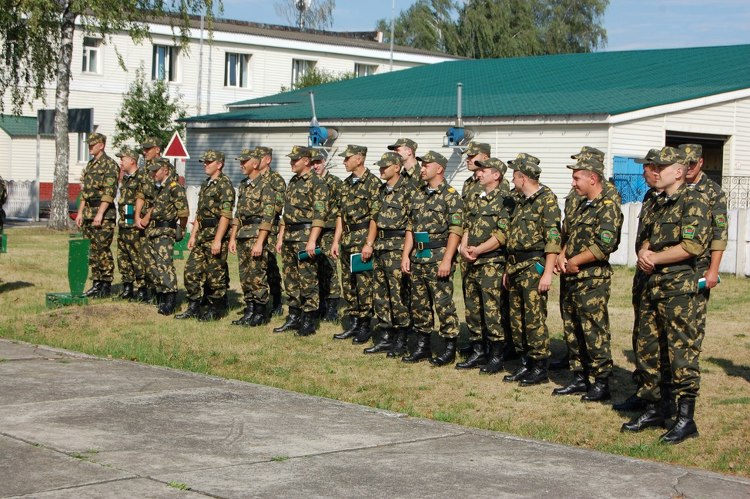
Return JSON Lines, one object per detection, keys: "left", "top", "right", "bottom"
{"left": 224, "top": 53, "right": 250, "bottom": 88}
{"left": 152, "top": 45, "right": 179, "bottom": 82}
{"left": 77, "top": 133, "right": 89, "bottom": 163}
{"left": 82, "top": 37, "right": 101, "bottom": 74}
{"left": 354, "top": 63, "right": 377, "bottom": 78}
{"left": 291, "top": 59, "right": 316, "bottom": 87}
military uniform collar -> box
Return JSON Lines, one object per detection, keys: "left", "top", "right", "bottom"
{"left": 660, "top": 183, "right": 688, "bottom": 203}
{"left": 402, "top": 162, "right": 419, "bottom": 178}
{"left": 525, "top": 185, "right": 546, "bottom": 202}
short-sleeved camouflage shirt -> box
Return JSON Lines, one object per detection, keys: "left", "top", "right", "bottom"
{"left": 463, "top": 185, "right": 511, "bottom": 266}
{"left": 81, "top": 153, "right": 119, "bottom": 220}
{"left": 117, "top": 167, "right": 147, "bottom": 226}
{"left": 506, "top": 185, "right": 562, "bottom": 275}
{"left": 688, "top": 173, "right": 728, "bottom": 269}
{"left": 340, "top": 168, "right": 381, "bottom": 248}
{"left": 196, "top": 173, "right": 236, "bottom": 241}
{"left": 146, "top": 178, "right": 188, "bottom": 238}
{"left": 282, "top": 170, "right": 329, "bottom": 243}
{"left": 407, "top": 180, "right": 463, "bottom": 264}
{"left": 233, "top": 170, "right": 277, "bottom": 240}
{"left": 322, "top": 172, "right": 344, "bottom": 229}
{"left": 375, "top": 176, "right": 411, "bottom": 252}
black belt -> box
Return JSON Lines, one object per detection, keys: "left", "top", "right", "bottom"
{"left": 86, "top": 198, "right": 101, "bottom": 208}
{"left": 476, "top": 249, "right": 506, "bottom": 260}
{"left": 286, "top": 222, "right": 312, "bottom": 231}
{"left": 378, "top": 229, "right": 405, "bottom": 239}
{"left": 344, "top": 221, "right": 370, "bottom": 233}
{"left": 241, "top": 216, "right": 263, "bottom": 225}
{"left": 200, "top": 218, "right": 219, "bottom": 228}
{"left": 154, "top": 220, "right": 178, "bottom": 229}
{"left": 416, "top": 239, "right": 448, "bottom": 251}
{"left": 321, "top": 227, "right": 335, "bottom": 234}
{"left": 508, "top": 250, "right": 544, "bottom": 265}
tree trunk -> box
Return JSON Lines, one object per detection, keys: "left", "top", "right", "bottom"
{"left": 48, "top": 3, "right": 76, "bottom": 230}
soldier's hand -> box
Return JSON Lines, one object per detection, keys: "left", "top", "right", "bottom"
{"left": 275, "top": 240, "right": 283, "bottom": 254}
{"left": 502, "top": 272, "right": 508, "bottom": 289}
{"left": 228, "top": 240, "right": 237, "bottom": 255}
{"left": 93, "top": 214, "right": 103, "bottom": 227}
{"left": 75, "top": 214, "right": 83, "bottom": 228}
{"left": 637, "top": 249, "right": 655, "bottom": 273}
{"left": 305, "top": 240, "right": 317, "bottom": 258}
{"left": 331, "top": 244, "right": 340, "bottom": 259}
{"left": 252, "top": 241, "right": 264, "bottom": 258}
{"left": 555, "top": 253, "right": 567, "bottom": 274}
{"left": 361, "top": 244, "right": 372, "bottom": 261}
{"left": 401, "top": 257, "right": 411, "bottom": 274}
{"left": 538, "top": 273, "right": 552, "bottom": 293}
{"left": 211, "top": 239, "right": 222, "bottom": 255}
{"left": 437, "top": 259, "right": 451, "bottom": 278}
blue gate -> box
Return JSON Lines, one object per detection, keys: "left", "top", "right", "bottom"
{"left": 612, "top": 156, "right": 647, "bottom": 203}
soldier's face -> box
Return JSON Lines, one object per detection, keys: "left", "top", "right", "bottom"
{"left": 154, "top": 166, "right": 169, "bottom": 183}
{"left": 420, "top": 161, "right": 439, "bottom": 181}
{"left": 88, "top": 142, "right": 104, "bottom": 157}
{"left": 380, "top": 162, "right": 398, "bottom": 181}
{"left": 571, "top": 170, "right": 593, "bottom": 196}
{"left": 655, "top": 163, "right": 682, "bottom": 190}
{"left": 239, "top": 159, "right": 253, "bottom": 175}
{"left": 642, "top": 164, "right": 659, "bottom": 188}
{"left": 512, "top": 171, "right": 524, "bottom": 190}
{"left": 395, "top": 145, "right": 412, "bottom": 160}
{"left": 119, "top": 156, "right": 135, "bottom": 171}
{"left": 311, "top": 160, "right": 325, "bottom": 175}
{"left": 685, "top": 159, "right": 703, "bottom": 183}
{"left": 477, "top": 168, "right": 499, "bottom": 187}
{"left": 143, "top": 146, "right": 160, "bottom": 161}
{"left": 466, "top": 153, "right": 479, "bottom": 172}
{"left": 343, "top": 154, "right": 361, "bottom": 172}
{"left": 291, "top": 157, "right": 309, "bottom": 173}
{"left": 203, "top": 160, "right": 221, "bottom": 178}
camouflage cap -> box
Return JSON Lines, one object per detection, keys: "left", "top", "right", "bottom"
{"left": 634, "top": 148, "right": 662, "bottom": 165}
{"left": 416, "top": 150, "right": 448, "bottom": 168}
{"left": 679, "top": 144, "right": 703, "bottom": 163}
{"left": 87, "top": 132, "right": 106, "bottom": 145}
{"left": 386, "top": 137, "right": 418, "bottom": 152}
{"left": 654, "top": 146, "right": 687, "bottom": 166}
{"left": 199, "top": 149, "right": 225, "bottom": 163}
{"left": 141, "top": 136, "right": 162, "bottom": 149}
{"left": 567, "top": 157, "right": 605, "bottom": 177}
{"left": 286, "top": 145, "right": 313, "bottom": 160}
{"left": 253, "top": 146, "right": 273, "bottom": 158}
{"left": 510, "top": 153, "right": 542, "bottom": 180}
{"left": 310, "top": 148, "right": 327, "bottom": 162}
{"left": 375, "top": 151, "right": 403, "bottom": 168}
{"left": 475, "top": 157, "right": 507, "bottom": 176}
{"left": 235, "top": 148, "right": 255, "bottom": 161}
{"left": 571, "top": 146, "right": 605, "bottom": 162}
{"left": 148, "top": 157, "right": 171, "bottom": 172}
{"left": 115, "top": 145, "right": 140, "bottom": 160}
{"left": 464, "top": 141, "right": 491, "bottom": 156}
{"left": 338, "top": 144, "right": 368, "bottom": 158}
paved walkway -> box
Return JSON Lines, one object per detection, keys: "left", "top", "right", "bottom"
{"left": 1, "top": 338, "right": 748, "bottom": 498}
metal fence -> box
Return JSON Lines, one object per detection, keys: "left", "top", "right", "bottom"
{"left": 722, "top": 176, "right": 750, "bottom": 209}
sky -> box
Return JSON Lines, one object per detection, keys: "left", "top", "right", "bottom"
{"left": 220, "top": 0, "right": 750, "bottom": 52}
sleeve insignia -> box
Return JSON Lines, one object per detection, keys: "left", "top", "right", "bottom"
{"left": 498, "top": 221, "right": 507, "bottom": 230}
{"left": 314, "top": 201, "right": 325, "bottom": 211}
{"left": 222, "top": 202, "right": 232, "bottom": 211}
{"left": 450, "top": 213, "right": 462, "bottom": 225}
{"left": 264, "top": 206, "right": 275, "bottom": 216}
{"left": 600, "top": 230, "right": 614, "bottom": 244}
{"left": 682, "top": 225, "right": 696, "bottom": 239}
{"left": 548, "top": 227, "right": 560, "bottom": 241}
{"left": 715, "top": 214, "right": 727, "bottom": 228}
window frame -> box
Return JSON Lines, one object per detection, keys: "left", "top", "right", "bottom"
{"left": 354, "top": 63, "right": 377, "bottom": 78}
{"left": 152, "top": 44, "right": 179, "bottom": 82}
{"left": 291, "top": 59, "right": 316, "bottom": 87}
{"left": 82, "top": 37, "right": 102, "bottom": 75}
{"left": 224, "top": 52, "right": 251, "bottom": 89}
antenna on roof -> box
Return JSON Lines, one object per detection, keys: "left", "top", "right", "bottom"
{"left": 444, "top": 82, "right": 474, "bottom": 148}
{"left": 296, "top": 0, "right": 312, "bottom": 30}
{"left": 308, "top": 91, "right": 338, "bottom": 148}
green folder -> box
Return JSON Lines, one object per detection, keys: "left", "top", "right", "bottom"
{"left": 697, "top": 275, "right": 720, "bottom": 290}
{"left": 350, "top": 252, "right": 373, "bottom": 273}
{"left": 535, "top": 261, "right": 545, "bottom": 275}
{"left": 298, "top": 247, "right": 323, "bottom": 261}
{"left": 414, "top": 231, "right": 432, "bottom": 259}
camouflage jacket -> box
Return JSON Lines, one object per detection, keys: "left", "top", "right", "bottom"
{"left": 463, "top": 185, "right": 512, "bottom": 266}
{"left": 81, "top": 153, "right": 119, "bottom": 220}
{"left": 321, "top": 172, "right": 343, "bottom": 230}
{"left": 196, "top": 173, "right": 235, "bottom": 242}
{"left": 268, "top": 170, "right": 286, "bottom": 232}
{"left": 401, "top": 162, "right": 421, "bottom": 191}
{"left": 145, "top": 178, "right": 189, "bottom": 239}
{"left": 635, "top": 188, "right": 660, "bottom": 252}
{"left": 282, "top": 170, "right": 329, "bottom": 243}
{"left": 506, "top": 185, "right": 562, "bottom": 275}
{"left": 407, "top": 180, "right": 463, "bottom": 264}
{"left": 462, "top": 174, "right": 482, "bottom": 214}
{"left": 233, "top": 171, "right": 277, "bottom": 240}
{"left": 645, "top": 184, "right": 710, "bottom": 298}
{"left": 561, "top": 189, "right": 623, "bottom": 280}
{"left": 340, "top": 168, "right": 381, "bottom": 248}
{"left": 117, "top": 167, "right": 148, "bottom": 226}
{"left": 375, "top": 176, "right": 411, "bottom": 252}
{"left": 688, "top": 173, "right": 728, "bottom": 270}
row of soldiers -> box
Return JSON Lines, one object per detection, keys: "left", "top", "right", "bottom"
{"left": 77, "top": 134, "right": 724, "bottom": 446}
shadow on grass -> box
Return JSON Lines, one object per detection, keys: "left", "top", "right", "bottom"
{"left": 0, "top": 281, "right": 35, "bottom": 294}
{"left": 705, "top": 357, "right": 750, "bottom": 383}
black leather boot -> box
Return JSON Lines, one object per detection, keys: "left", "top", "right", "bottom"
{"left": 502, "top": 355, "right": 530, "bottom": 382}
{"left": 456, "top": 341, "right": 487, "bottom": 369}
{"left": 271, "top": 292, "right": 283, "bottom": 317}
{"left": 430, "top": 337, "right": 457, "bottom": 366}
{"left": 519, "top": 358, "right": 549, "bottom": 386}
{"left": 154, "top": 292, "right": 164, "bottom": 309}
{"left": 621, "top": 403, "right": 666, "bottom": 433}
{"left": 134, "top": 287, "right": 151, "bottom": 303}
{"left": 232, "top": 302, "right": 255, "bottom": 326}
{"left": 274, "top": 307, "right": 301, "bottom": 333}
{"left": 402, "top": 332, "right": 432, "bottom": 363}
{"left": 248, "top": 303, "right": 270, "bottom": 327}
{"left": 581, "top": 377, "right": 611, "bottom": 402}
{"left": 119, "top": 282, "right": 134, "bottom": 300}
{"left": 199, "top": 296, "right": 227, "bottom": 321}
{"left": 501, "top": 340, "right": 520, "bottom": 361}
{"left": 613, "top": 393, "right": 646, "bottom": 412}
{"left": 296, "top": 310, "right": 317, "bottom": 336}
{"left": 552, "top": 371, "right": 590, "bottom": 395}
{"left": 333, "top": 317, "right": 360, "bottom": 340}
{"left": 481, "top": 341, "right": 504, "bottom": 375}
{"left": 661, "top": 390, "right": 677, "bottom": 419}
{"left": 158, "top": 292, "right": 177, "bottom": 316}
{"left": 387, "top": 328, "right": 408, "bottom": 358}
{"left": 364, "top": 329, "right": 393, "bottom": 354}
{"left": 323, "top": 297, "right": 340, "bottom": 323}
{"left": 83, "top": 280, "right": 102, "bottom": 297}
{"left": 96, "top": 281, "right": 112, "bottom": 298}
{"left": 659, "top": 398, "right": 698, "bottom": 444}
{"left": 549, "top": 354, "right": 570, "bottom": 371}
{"left": 352, "top": 318, "right": 373, "bottom": 344}
{"left": 175, "top": 299, "right": 202, "bottom": 319}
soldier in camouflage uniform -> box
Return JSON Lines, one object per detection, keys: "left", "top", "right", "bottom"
{"left": 503, "top": 154, "right": 561, "bottom": 382}
{"left": 254, "top": 146, "right": 286, "bottom": 316}
{"left": 311, "top": 148, "right": 343, "bottom": 323}
{"left": 331, "top": 145, "right": 381, "bottom": 344}
{"left": 456, "top": 158, "right": 511, "bottom": 373}
{"left": 175, "top": 150, "right": 235, "bottom": 321}
{"left": 76, "top": 132, "right": 119, "bottom": 298}
{"left": 115, "top": 145, "right": 145, "bottom": 300}
{"left": 142, "top": 158, "right": 189, "bottom": 315}
{"left": 363, "top": 152, "right": 411, "bottom": 356}
{"left": 400, "top": 151, "right": 463, "bottom": 366}
{"left": 273, "top": 146, "right": 329, "bottom": 336}
{"left": 387, "top": 137, "right": 420, "bottom": 189}
{"left": 621, "top": 146, "right": 710, "bottom": 445}
{"left": 229, "top": 148, "right": 278, "bottom": 327}
{"left": 554, "top": 157, "right": 623, "bottom": 401}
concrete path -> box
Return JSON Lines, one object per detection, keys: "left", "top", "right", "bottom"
{"left": 1, "top": 338, "right": 748, "bottom": 498}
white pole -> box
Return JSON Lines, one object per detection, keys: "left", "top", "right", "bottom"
{"left": 35, "top": 132, "right": 40, "bottom": 221}
{"left": 389, "top": 0, "right": 395, "bottom": 72}
{"left": 196, "top": 13, "right": 204, "bottom": 115}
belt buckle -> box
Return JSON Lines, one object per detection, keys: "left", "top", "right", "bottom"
{"left": 344, "top": 224, "right": 350, "bottom": 234}
{"left": 416, "top": 242, "right": 425, "bottom": 251}
{"left": 509, "top": 254, "right": 517, "bottom": 265}
{"left": 378, "top": 229, "right": 384, "bottom": 238}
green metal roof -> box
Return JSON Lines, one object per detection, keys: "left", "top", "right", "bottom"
{"left": 0, "top": 115, "right": 51, "bottom": 137}
{"left": 186, "top": 44, "right": 750, "bottom": 124}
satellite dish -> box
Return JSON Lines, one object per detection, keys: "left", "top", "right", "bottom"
{"left": 296, "top": 0, "right": 312, "bottom": 12}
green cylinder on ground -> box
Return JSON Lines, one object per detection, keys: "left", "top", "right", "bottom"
{"left": 68, "top": 236, "right": 89, "bottom": 296}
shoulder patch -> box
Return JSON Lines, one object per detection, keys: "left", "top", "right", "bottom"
{"left": 222, "top": 201, "right": 232, "bottom": 211}
{"left": 450, "top": 213, "right": 462, "bottom": 225}
{"left": 497, "top": 221, "right": 507, "bottom": 230}
{"left": 314, "top": 201, "right": 325, "bottom": 211}
{"left": 715, "top": 214, "right": 727, "bottom": 228}
{"left": 170, "top": 182, "right": 178, "bottom": 188}
{"left": 447, "top": 187, "right": 456, "bottom": 193}
{"left": 547, "top": 227, "right": 560, "bottom": 241}
{"left": 603, "top": 199, "right": 613, "bottom": 205}
{"left": 682, "top": 225, "right": 696, "bottom": 240}
{"left": 600, "top": 230, "right": 614, "bottom": 244}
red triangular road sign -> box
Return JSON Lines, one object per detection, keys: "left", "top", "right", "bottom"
{"left": 163, "top": 131, "right": 189, "bottom": 159}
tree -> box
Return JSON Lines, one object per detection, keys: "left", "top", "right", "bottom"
{"left": 0, "top": 1, "right": 220, "bottom": 230}
{"left": 535, "top": 0, "right": 609, "bottom": 54}
{"left": 274, "top": 0, "right": 336, "bottom": 30}
{"left": 113, "top": 66, "right": 187, "bottom": 149}
{"left": 456, "top": 0, "right": 541, "bottom": 59}
{"left": 281, "top": 67, "right": 355, "bottom": 92}
{"left": 376, "top": 0, "right": 459, "bottom": 53}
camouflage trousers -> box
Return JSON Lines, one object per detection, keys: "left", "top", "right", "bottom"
{"left": 82, "top": 219, "right": 115, "bottom": 282}
{"left": 144, "top": 234, "right": 177, "bottom": 293}
{"left": 184, "top": 238, "right": 229, "bottom": 300}
{"left": 280, "top": 240, "right": 319, "bottom": 313}
{"left": 117, "top": 226, "right": 145, "bottom": 287}
{"left": 464, "top": 261, "right": 504, "bottom": 343}
{"left": 410, "top": 261, "right": 459, "bottom": 339}
{"left": 694, "top": 263, "right": 711, "bottom": 352}
{"left": 560, "top": 275, "right": 612, "bottom": 379}
{"left": 636, "top": 291, "right": 700, "bottom": 402}
{"left": 340, "top": 244, "right": 374, "bottom": 319}
{"left": 372, "top": 248, "right": 410, "bottom": 330}
{"left": 317, "top": 229, "right": 341, "bottom": 301}
{"left": 237, "top": 237, "right": 269, "bottom": 305}
{"left": 631, "top": 269, "right": 671, "bottom": 386}
{"left": 266, "top": 231, "right": 282, "bottom": 300}
{"left": 507, "top": 263, "right": 549, "bottom": 360}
